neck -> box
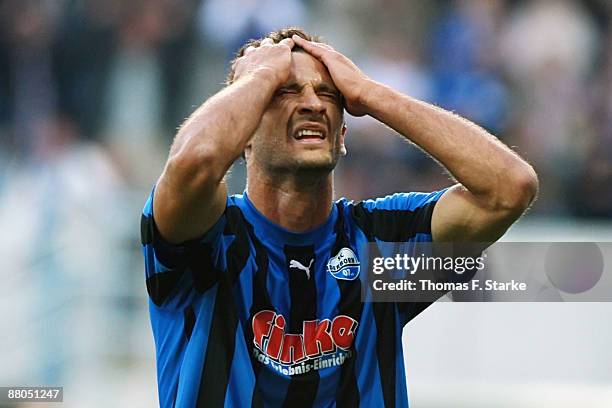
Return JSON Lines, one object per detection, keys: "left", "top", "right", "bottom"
{"left": 246, "top": 166, "right": 334, "bottom": 233}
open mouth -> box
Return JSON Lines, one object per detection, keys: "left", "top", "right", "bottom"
{"left": 293, "top": 123, "right": 327, "bottom": 142}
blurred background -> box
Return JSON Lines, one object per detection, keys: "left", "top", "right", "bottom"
{"left": 0, "top": 0, "right": 611, "bottom": 407}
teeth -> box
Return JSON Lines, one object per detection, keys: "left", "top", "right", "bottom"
{"left": 297, "top": 129, "right": 323, "bottom": 138}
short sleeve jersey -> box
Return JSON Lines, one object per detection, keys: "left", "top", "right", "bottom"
{"left": 141, "top": 189, "right": 447, "bottom": 408}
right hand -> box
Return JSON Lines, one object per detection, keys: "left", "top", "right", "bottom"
{"left": 233, "top": 37, "right": 295, "bottom": 87}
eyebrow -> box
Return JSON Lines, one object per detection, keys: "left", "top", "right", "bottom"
{"left": 280, "top": 81, "right": 340, "bottom": 96}
{"left": 315, "top": 83, "right": 340, "bottom": 95}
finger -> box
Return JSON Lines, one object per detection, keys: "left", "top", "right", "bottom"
{"left": 292, "top": 35, "right": 328, "bottom": 58}
{"left": 291, "top": 34, "right": 334, "bottom": 50}
{"left": 260, "top": 38, "right": 274, "bottom": 46}
{"left": 309, "top": 41, "right": 334, "bottom": 51}
{"left": 244, "top": 45, "right": 256, "bottom": 55}
{"left": 278, "top": 37, "right": 295, "bottom": 49}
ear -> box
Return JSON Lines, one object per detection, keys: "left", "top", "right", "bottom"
{"left": 339, "top": 123, "right": 348, "bottom": 156}
{"left": 244, "top": 142, "right": 252, "bottom": 161}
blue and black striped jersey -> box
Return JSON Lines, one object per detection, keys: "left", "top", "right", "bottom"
{"left": 141, "top": 188, "right": 447, "bottom": 407}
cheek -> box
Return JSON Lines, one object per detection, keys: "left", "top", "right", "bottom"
{"left": 261, "top": 104, "right": 290, "bottom": 130}
{"left": 257, "top": 114, "right": 278, "bottom": 137}
{"left": 329, "top": 108, "right": 344, "bottom": 132}
{"left": 326, "top": 100, "right": 343, "bottom": 119}
{"left": 252, "top": 112, "right": 288, "bottom": 149}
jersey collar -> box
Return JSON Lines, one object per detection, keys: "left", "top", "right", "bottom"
{"left": 237, "top": 191, "right": 338, "bottom": 246}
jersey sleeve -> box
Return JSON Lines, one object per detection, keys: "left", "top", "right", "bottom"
{"left": 352, "top": 190, "right": 447, "bottom": 242}
{"left": 352, "top": 189, "right": 467, "bottom": 325}
{"left": 358, "top": 190, "right": 484, "bottom": 326}
{"left": 140, "top": 187, "right": 227, "bottom": 309}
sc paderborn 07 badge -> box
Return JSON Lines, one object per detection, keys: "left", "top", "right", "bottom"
{"left": 327, "top": 247, "right": 360, "bottom": 281}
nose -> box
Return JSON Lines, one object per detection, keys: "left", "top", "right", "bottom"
{"left": 297, "top": 86, "right": 326, "bottom": 116}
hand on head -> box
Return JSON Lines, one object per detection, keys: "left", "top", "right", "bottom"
{"left": 292, "top": 35, "right": 371, "bottom": 117}
{"left": 232, "top": 37, "right": 295, "bottom": 87}
{"left": 232, "top": 34, "right": 372, "bottom": 117}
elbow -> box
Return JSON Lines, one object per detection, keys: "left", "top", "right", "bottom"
{"left": 166, "top": 144, "right": 225, "bottom": 190}
{"left": 499, "top": 163, "right": 539, "bottom": 214}
{"left": 513, "top": 163, "right": 539, "bottom": 210}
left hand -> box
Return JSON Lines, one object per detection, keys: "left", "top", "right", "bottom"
{"left": 292, "top": 35, "right": 372, "bottom": 117}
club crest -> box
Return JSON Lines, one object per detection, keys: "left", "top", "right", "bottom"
{"left": 327, "top": 247, "right": 360, "bottom": 281}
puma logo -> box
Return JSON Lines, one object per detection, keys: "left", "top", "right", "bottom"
{"left": 289, "top": 259, "right": 314, "bottom": 279}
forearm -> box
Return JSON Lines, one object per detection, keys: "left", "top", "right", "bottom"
{"left": 168, "top": 69, "right": 279, "bottom": 181}
{"left": 362, "top": 81, "right": 538, "bottom": 210}
{"left": 290, "top": 35, "right": 537, "bottom": 241}
{"left": 153, "top": 70, "right": 278, "bottom": 243}
{"left": 152, "top": 38, "right": 295, "bottom": 243}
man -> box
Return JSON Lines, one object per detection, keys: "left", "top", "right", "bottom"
{"left": 141, "top": 28, "right": 538, "bottom": 407}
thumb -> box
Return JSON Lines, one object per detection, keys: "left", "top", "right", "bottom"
{"left": 279, "top": 38, "right": 295, "bottom": 49}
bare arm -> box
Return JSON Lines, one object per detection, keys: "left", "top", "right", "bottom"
{"left": 154, "top": 38, "right": 294, "bottom": 243}
{"left": 293, "top": 36, "right": 538, "bottom": 242}
{"left": 361, "top": 84, "right": 538, "bottom": 241}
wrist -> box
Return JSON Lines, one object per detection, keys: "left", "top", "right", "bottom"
{"left": 251, "top": 67, "right": 285, "bottom": 89}
{"left": 234, "top": 67, "right": 283, "bottom": 91}
{"left": 357, "top": 79, "right": 383, "bottom": 113}
{"left": 360, "top": 80, "right": 406, "bottom": 119}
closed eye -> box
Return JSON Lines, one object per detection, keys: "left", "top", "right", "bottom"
{"left": 277, "top": 88, "right": 299, "bottom": 96}
{"left": 318, "top": 91, "right": 339, "bottom": 100}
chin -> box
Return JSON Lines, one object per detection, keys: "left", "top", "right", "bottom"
{"left": 261, "top": 148, "right": 341, "bottom": 174}
{"left": 291, "top": 155, "right": 338, "bottom": 173}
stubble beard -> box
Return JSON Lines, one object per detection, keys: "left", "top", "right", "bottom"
{"left": 256, "top": 132, "right": 342, "bottom": 178}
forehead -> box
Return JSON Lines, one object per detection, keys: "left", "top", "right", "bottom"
{"left": 287, "top": 51, "right": 336, "bottom": 88}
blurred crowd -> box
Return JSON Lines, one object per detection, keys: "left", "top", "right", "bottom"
{"left": 1, "top": 0, "right": 611, "bottom": 216}
{"left": 0, "top": 0, "right": 610, "bottom": 403}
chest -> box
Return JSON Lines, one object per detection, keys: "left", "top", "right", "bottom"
{"left": 235, "top": 243, "right": 363, "bottom": 369}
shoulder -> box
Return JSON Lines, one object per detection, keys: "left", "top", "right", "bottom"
{"left": 336, "top": 189, "right": 449, "bottom": 242}
{"left": 141, "top": 189, "right": 245, "bottom": 248}
{"left": 337, "top": 190, "right": 448, "bottom": 213}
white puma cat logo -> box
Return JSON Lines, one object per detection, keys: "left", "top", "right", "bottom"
{"left": 289, "top": 259, "right": 314, "bottom": 279}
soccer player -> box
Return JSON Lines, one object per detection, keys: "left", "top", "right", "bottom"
{"left": 141, "top": 28, "right": 538, "bottom": 407}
